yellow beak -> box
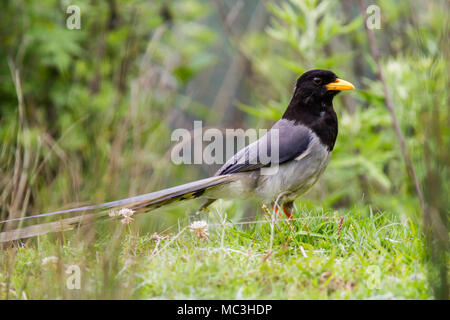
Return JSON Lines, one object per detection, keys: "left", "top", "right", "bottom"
{"left": 326, "top": 78, "right": 355, "bottom": 91}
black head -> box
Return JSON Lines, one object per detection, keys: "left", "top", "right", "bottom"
{"left": 293, "top": 69, "right": 354, "bottom": 106}
{"left": 282, "top": 69, "right": 355, "bottom": 151}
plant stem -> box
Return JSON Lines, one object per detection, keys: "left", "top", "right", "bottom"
{"left": 358, "top": 0, "right": 425, "bottom": 213}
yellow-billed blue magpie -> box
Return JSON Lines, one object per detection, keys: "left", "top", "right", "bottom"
{"left": 0, "top": 69, "right": 354, "bottom": 242}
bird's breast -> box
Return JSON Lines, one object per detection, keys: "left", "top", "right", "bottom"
{"left": 255, "top": 134, "right": 331, "bottom": 200}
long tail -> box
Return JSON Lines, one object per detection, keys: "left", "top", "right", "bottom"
{"left": 0, "top": 175, "right": 235, "bottom": 242}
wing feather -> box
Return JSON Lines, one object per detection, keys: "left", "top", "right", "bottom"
{"left": 216, "top": 120, "right": 312, "bottom": 176}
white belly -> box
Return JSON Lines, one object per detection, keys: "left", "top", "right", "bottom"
{"left": 254, "top": 138, "right": 331, "bottom": 200}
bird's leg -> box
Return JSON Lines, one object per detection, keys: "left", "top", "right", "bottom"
{"left": 271, "top": 193, "right": 285, "bottom": 218}
{"left": 271, "top": 202, "right": 283, "bottom": 218}
{"left": 271, "top": 201, "right": 294, "bottom": 219}
{"left": 273, "top": 206, "right": 281, "bottom": 217}
{"left": 282, "top": 202, "right": 294, "bottom": 220}
{"left": 271, "top": 200, "right": 294, "bottom": 231}
{"left": 281, "top": 201, "right": 295, "bottom": 231}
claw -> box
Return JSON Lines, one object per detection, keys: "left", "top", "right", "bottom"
{"left": 281, "top": 204, "right": 294, "bottom": 220}
{"left": 272, "top": 203, "right": 294, "bottom": 230}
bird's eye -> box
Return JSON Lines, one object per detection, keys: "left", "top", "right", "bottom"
{"left": 313, "top": 77, "right": 323, "bottom": 85}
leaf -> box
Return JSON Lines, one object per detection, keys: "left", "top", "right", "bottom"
{"left": 236, "top": 102, "right": 282, "bottom": 121}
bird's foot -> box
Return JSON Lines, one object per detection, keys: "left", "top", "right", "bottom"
{"left": 272, "top": 204, "right": 295, "bottom": 230}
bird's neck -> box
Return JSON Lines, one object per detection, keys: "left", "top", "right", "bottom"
{"left": 282, "top": 95, "right": 338, "bottom": 151}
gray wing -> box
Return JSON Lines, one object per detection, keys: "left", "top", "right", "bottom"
{"left": 215, "top": 119, "right": 312, "bottom": 176}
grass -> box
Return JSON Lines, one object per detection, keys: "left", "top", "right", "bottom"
{"left": 0, "top": 203, "right": 429, "bottom": 299}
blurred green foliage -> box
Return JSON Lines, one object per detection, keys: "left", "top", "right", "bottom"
{"left": 0, "top": 0, "right": 448, "bottom": 227}
{"left": 0, "top": 0, "right": 218, "bottom": 223}
{"left": 0, "top": 0, "right": 448, "bottom": 228}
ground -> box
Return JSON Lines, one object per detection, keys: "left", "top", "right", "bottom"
{"left": 0, "top": 203, "right": 429, "bottom": 299}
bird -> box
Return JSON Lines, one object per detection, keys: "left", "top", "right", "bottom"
{"left": 0, "top": 69, "right": 354, "bottom": 242}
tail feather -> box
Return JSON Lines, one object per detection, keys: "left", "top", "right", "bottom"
{"left": 0, "top": 175, "right": 234, "bottom": 242}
